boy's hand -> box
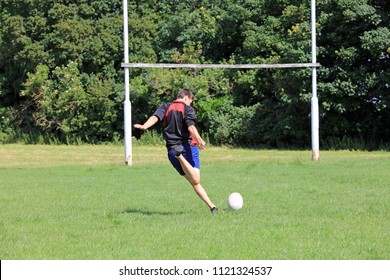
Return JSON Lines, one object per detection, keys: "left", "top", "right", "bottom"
{"left": 198, "top": 139, "right": 206, "bottom": 150}
{"left": 134, "top": 124, "right": 146, "bottom": 130}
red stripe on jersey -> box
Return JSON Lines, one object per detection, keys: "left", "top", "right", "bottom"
{"left": 164, "top": 101, "right": 184, "bottom": 127}
{"left": 163, "top": 100, "right": 197, "bottom": 146}
{"left": 190, "top": 135, "right": 197, "bottom": 146}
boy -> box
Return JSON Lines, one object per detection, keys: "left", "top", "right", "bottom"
{"left": 134, "top": 88, "right": 218, "bottom": 214}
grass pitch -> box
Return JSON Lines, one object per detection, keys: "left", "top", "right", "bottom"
{"left": 0, "top": 144, "right": 389, "bottom": 260}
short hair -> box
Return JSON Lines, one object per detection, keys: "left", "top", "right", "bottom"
{"left": 177, "top": 88, "right": 194, "bottom": 100}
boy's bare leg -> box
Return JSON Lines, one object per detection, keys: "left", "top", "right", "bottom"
{"left": 177, "top": 155, "right": 217, "bottom": 209}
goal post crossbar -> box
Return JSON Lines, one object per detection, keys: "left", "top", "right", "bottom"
{"left": 121, "top": 62, "right": 320, "bottom": 69}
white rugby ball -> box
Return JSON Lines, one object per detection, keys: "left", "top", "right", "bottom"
{"left": 227, "top": 192, "right": 243, "bottom": 210}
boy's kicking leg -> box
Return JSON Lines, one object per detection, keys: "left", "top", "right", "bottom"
{"left": 176, "top": 154, "right": 217, "bottom": 210}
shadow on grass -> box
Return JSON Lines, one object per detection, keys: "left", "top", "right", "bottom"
{"left": 121, "top": 208, "right": 187, "bottom": 216}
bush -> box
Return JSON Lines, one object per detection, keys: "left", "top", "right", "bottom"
{"left": 208, "top": 98, "right": 312, "bottom": 148}
{"left": 0, "top": 107, "right": 16, "bottom": 143}
{"left": 208, "top": 100, "right": 260, "bottom": 146}
{"left": 19, "top": 62, "right": 118, "bottom": 142}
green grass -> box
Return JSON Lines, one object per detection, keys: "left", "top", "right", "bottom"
{"left": 0, "top": 144, "right": 389, "bottom": 260}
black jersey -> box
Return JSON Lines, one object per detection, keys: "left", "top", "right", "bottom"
{"left": 153, "top": 100, "right": 197, "bottom": 148}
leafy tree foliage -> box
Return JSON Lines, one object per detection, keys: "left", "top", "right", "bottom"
{"left": 0, "top": 0, "right": 389, "bottom": 148}
{"left": 317, "top": 0, "right": 390, "bottom": 148}
{"left": 21, "top": 62, "right": 117, "bottom": 141}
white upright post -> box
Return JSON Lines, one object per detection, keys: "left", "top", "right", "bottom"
{"left": 311, "top": 0, "right": 319, "bottom": 161}
{"left": 123, "top": 0, "right": 132, "bottom": 165}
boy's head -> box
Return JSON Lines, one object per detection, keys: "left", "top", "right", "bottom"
{"left": 177, "top": 88, "right": 194, "bottom": 99}
{"left": 177, "top": 88, "right": 194, "bottom": 105}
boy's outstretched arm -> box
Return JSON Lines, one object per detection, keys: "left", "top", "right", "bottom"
{"left": 134, "top": 116, "right": 159, "bottom": 130}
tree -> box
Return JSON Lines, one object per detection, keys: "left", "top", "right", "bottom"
{"left": 1, "top": 0, "right": 389, "bottom": 148}
{"left": 317, "top": 0, "right": 390, "bottom": 148}
{"left": 0, "top": 0, "right": 156, "bottom": 143}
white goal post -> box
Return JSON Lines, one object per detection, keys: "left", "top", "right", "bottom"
{"left": 122, "top": 0, "right": 320, "bottom": 166}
